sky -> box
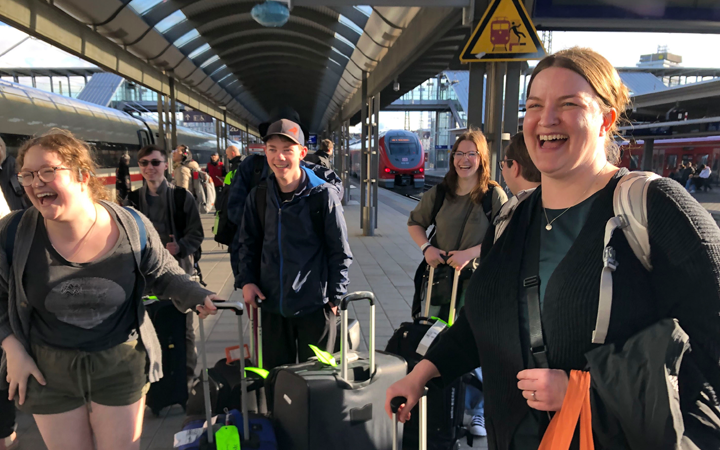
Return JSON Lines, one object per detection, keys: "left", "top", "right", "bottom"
{"left": 3, "top": 22, "right": 720, "bottom": 131}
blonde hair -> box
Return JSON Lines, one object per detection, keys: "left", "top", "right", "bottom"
{"left": 527, "top": 47, "right": 630, "bottom": 164}
{"left": 17, "top": 129, "right": 110, "bottom": 202}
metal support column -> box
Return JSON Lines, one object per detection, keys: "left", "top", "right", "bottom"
{"left": 215, "top": 119, "right": 221, "bottom": 153}
{"left": 162, "top": 94, "right": 171, "bottom": 149}
{"left": 360, "top": 70, "right": 369, "bottom": 233}
{"left": 157, "top": 93, "right": 165, "bottom": 150}
{"left": 222, "top": 108, "right": 228, "bottom": 150}
{"left": 467, "top": 63, "right": 486, "bottom": 129}
{"left": 642, "top": 138, "right": 654, "bottom": 172}
{"left": 344, "top": 119, "right": 351, "bottom": 205}
{"left": 245, "top": 122, "right": 249, "bottom": 154}
{"left": 169, "top": 77, "right": 177, "bottom": 149}
{"left": 485, "top": 62, "right": 506, "bottom": 181}
{"left": 372, "top": 92, "right": 380, "bottom": 230}
{"left": 504, "top": 62, "right": 522, "bottom": 137}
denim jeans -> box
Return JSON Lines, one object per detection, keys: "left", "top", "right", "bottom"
{"left": 465, "top": 367, "right": 484, "bottom": 416}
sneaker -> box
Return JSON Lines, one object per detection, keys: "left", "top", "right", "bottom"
{"left": 469, "top": 414, "right": 487, "bottom": 437}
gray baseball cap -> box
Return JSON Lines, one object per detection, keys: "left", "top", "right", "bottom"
{"left": 263, "top": 119, "right": 305, "bottom": 146}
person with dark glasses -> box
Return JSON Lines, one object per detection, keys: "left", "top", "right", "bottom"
{"left": 125, "top": 145, "right": 205, "bottom": 387}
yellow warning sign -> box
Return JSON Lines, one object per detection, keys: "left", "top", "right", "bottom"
{"left": 460, "top": 0, "right": 546, "bottom": 63}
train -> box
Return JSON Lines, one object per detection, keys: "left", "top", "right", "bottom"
{"left": 349, "top": 129, "right": 424, "bottom": 189}
{"left": 619, "top": 136, "right": 720, "bottom": 178}
{"left": 0, "top": 79, "right": 243, "bottom": 195}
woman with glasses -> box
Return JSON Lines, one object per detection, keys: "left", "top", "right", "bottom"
{"left": 407, "top": 129, "right": 506, "bottom": 438}
{"left": 388, "top": 47, "right": 720, "bottom": 448}
{"left": 0, "top": 130, "right": 220, "bottom": 450}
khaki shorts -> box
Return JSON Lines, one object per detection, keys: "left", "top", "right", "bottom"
{"left": 18, "top": 340, "right": 150, "bottom": 415}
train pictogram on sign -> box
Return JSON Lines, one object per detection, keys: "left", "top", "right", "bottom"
{"left": 460, "top": 0, "right": 545, "bottom": 63}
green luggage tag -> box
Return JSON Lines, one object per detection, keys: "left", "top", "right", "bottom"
{"left": 215, "top": 413, "right": 241, "bottom": 450}
{"left": 308, "top": 344, "right": 337, "bottom": 366}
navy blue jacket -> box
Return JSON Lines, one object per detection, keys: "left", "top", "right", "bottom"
{"left": 235, "top": 166, "right": 353, "bottom": 317}
{"left": 227, "top": 154, "right": 343, "bottom": 276}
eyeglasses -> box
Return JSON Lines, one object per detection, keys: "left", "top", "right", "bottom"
{"left": 17, "top": 167, "right": 73, "bottom": 187}
{"left": 453, "top": 151, "right": 480, "bottom": 159}
{"left": 138, "top": 159, "right": 165, "bottom": 167}
{"left": 499, "top": 159, "right": 515, "bottom": 171}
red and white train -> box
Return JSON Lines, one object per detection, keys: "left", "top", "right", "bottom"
{"left": 619, "top": 136, "right": 720, "bottom": 177}
{"left": 349, "top": 129, "right": 425, "bottom": 189}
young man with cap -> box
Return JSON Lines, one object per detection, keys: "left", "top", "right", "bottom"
{"left": 236, "top": 119, "right": 353, "bottom": 369}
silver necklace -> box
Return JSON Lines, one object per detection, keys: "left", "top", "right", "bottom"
{"left": 543, "top": 162, "right": 608, "bottom": 231}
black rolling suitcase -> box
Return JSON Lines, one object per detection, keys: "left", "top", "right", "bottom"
{"left": 145, "top": 298, "right": 189, "bottom": 416}
{"left": 271, "top": 291, "right": 408, "bottom": 450}
{"left": 385, "top": 267, "right": 468, "bottom": 450}
{"left": 391, "top": 390, "right": 429, "bottom": 450}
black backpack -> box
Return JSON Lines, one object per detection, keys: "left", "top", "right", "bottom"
{"left": 214, "top": 156, "right": 265, "bottom": 246}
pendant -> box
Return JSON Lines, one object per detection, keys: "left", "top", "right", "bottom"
{"left": 545, "top": 223, "right": 553, "bottom": 231}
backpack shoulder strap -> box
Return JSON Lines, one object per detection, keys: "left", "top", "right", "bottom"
{"left": 430, "top": 183, "right": 446, "bottom": 226}
{"left": 308, "top": 190, "right": 327, "bottom": 239}
{"left": 173, "top": 187, "right": 187, "bottom": 235}
{"left": 493, "top": 187, "right": 535, "bottom": 243}
{"left": 593, "top": 171, "right": 659, "bottom": 345}
{"left": 255, "top": 181, "right": 268, "bottom": 230}
{"left": 124, "top": 207, "right": 147, "bottom": 257}
{"left": 5, "top": 210, "right": 25, "bottom": 266}
{"left": 252, "top": 156, "right": 265, "bottom": 188}
{"left": 482, "top": 187, "right": 494, "bottom": 221}
{"left": 127, "top": 190, "right": 140, "bottom": 209}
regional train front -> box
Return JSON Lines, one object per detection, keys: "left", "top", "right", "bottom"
{"left": 379, "top": 130, "right": 424, "bottom": 189}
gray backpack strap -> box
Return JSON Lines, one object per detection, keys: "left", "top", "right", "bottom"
{"left": 493, "top": 187, "right": 536, "bottom": 243}
{"left": 593, "top": 171, "right": 660, "bottom": 345}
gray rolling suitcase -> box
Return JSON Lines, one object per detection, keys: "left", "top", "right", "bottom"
{"left": 272, "top": 291, "right": 408, "bottom": 450}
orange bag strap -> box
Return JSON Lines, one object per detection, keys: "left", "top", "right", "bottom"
{"left": 538, "top": 370, "right": 594, "bottom": 450}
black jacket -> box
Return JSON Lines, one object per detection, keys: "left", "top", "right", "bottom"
{"left": 426, "top": 172, "right": 720, "bottom": 449}
{"left": 235, "top": 166, "right": 352, "bottom": 317}
{"left": 304, "top": 150, "right": 333, "bottom": 172}
{"left": 0, "top": 156, "right": 26, "bottom": 211}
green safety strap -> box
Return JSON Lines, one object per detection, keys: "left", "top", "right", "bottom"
{"left": 430, "top": 316, "right": 449, "bottom": 326}
{"left": 308, "top": 344, "right": 337, "bottom": 367}
{"left": 223, "top": 170, "right": 236, "bottom": 186}
{"left": 244, "top": 367, "right": 269, "bottom": 379}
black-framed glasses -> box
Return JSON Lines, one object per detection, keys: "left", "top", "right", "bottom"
{"left": 17, "top": 167, "right": 72, "bottom": 187}
{"left": 138, "top": 159, "right": 165, "bottom": 167}
{"left": 499, "top": 159, "right": 515, "bottom": 171}
{"left": 453, "top": 151, "right": 480, "bottom": 159}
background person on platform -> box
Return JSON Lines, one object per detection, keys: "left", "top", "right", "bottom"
{"left": 205, "top": 151, "right": 225, "bottom": 199}
{"left": 236, "top": 119, "right": 352, "bottom": 369}
{"left": 386, "top": 47, "right": 720, "bottom": 449}
{"left": 304, "top": 138, "right": 334, "bottom": 171}
{"left": 0, "top": 130, "right": 221, "bottom": 450}
{"left": 172, "top": 145, "right": 201, "bottom": 196}
{"left": 0, "top": 138, "right": 27, "bottom": 211}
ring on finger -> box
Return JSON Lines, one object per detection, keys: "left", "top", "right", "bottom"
{"left": 531, "top": 390, "right": 537, "bottom": 401}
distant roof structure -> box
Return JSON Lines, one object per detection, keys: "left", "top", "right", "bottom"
{"left": 0, "top": 67, "right": 103, "bottom": 78}
{"left": 618, "top": 72, "right": 668, "bottom": 96}
{"left": 76, "top": 72, "right": 124, "bottom": 107}
{"left": 443, "top": 70, "right": 470, "bottom": 113}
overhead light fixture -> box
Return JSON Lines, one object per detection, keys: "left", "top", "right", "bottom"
{"left": 393, "top": 79, "right": 400, "bottom": 92}
{"left": 252, "top": 1, "right": 290, "bottom": 28}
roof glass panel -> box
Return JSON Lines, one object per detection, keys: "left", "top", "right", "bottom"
{"left": 210, "top": 65, "right": 228, "bottom": 77}
{"left": 218, "top": 74, "right": 233, "bottom": 83}
{"left": 188, "top": 43, "right": 211, "bottom": 60}
{"left": 339, "top": 15, "right": 363, "bottom": 35}
{"left": 173, "top": 29, "right": 200, "bottom": 48}
{"left": 155, "top": 10, "right": 187, "bottom": 34}
{"left": 200, "top": 55, "right": 220, "bottom": 69}
{"left": 128, "top": 0, "right": 163, "bottom": 15}
{"left": 354, "top": 6, "right": 373, "bottom": 17}
{"left": 334, "top": 33, "right": 356, "bottom": 49}
{"left": 331, "top": 47, "right": 349, "bottom": 60}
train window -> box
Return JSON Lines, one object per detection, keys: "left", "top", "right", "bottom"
{"left": 700, "top": 154, "right": 709, "bottom": 165}
{"left": 629, "top": 155, "right": 639, "bottom": 170}
{"left": 666, "top": 155, "right": 677, "bottom": 169}
{"left": 138, "top": 130, "right": 150, "bottom": 147}
{"left": 387, "top": 142, "right": 418, "bottom": 156}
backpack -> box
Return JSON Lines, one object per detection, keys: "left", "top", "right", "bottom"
{"left": 492, "top": 171, "right": 660, "bottom": 345}
{"left": 190, "top": 167, "right": 215, "bottom": 214}
{"left": 214, "top": 156, "right": 266, "bottom": 245}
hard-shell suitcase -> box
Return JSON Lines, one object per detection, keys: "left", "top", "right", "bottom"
{"left": 385, "top": 267, "right": 468, "bottom": 450}
{"left": 176, "top": 301, "right": 277, "bottom": 450}
{"left": 272, "top": 291, "right": 408, "bottom": 450}
{"left": 145, "top": 299, "right": 188, "bottom": 416}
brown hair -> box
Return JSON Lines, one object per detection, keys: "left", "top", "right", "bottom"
{"left": 321, "top": 139, "right": 334, "bottom": 152}
{"left": 17, "top": 128, "right": 110, "bottom": 202}
{"left": 441, "top": 128, "right": 498, "bottom": 204}
{"left": 505, "top": 133, "right": 541, "bottom": 183}
{"left": 526, "top": 47, "right": 630, "bottom": 164}
{"left": 138, "top": 145, "right": 167, "bottom": 161}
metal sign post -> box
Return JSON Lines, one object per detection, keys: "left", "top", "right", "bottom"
{"left": 344, "top": 119, "right": 351, "bottom": 205}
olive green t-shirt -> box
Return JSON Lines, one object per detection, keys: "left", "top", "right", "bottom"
{"left": 408, "top": 185, "right": 507, "bottom": 251}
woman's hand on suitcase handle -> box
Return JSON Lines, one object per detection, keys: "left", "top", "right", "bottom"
{"left": 196, "top": 295, "right": 220, "bottom": 319}
{"left": 385, "top": 360, "right": 440, "bottom": 422}
{"left": 2, "top": 334, "right": 45, "bottom": 405}
{"left": 424, "top": 246, "right": 446, "bottom": 268}
{"left": 242, "top": 283, "right": 265, "bottom": 309}
{"left": 446, "top": 247, "right": 479, "bottom": 271}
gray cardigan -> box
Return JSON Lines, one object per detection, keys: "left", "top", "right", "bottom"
{"left": 0, "top": 201, "right": 213, "bottom": 383}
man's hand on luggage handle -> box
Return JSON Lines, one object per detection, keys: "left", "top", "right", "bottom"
{"left": 196, "top": 295, "right": 221, "bottom": 319}
{"left": 242, "top": 284, "right": 265, "bottom": 309}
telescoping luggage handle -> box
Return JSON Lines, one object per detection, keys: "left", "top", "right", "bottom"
{"left": 248, "top": 298, "right": 264, "bottom": 369}
{"left": 390, "top": 389, "right": 428, "bottom": 450}
{"left": 340, "top": 291, "right": 376, "bottom": 381}
{"left": 422, "top": 266, "right": 462, "bottom": 326}
{"left": 196, "top": 301, "right": 250, "bottom": 445}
